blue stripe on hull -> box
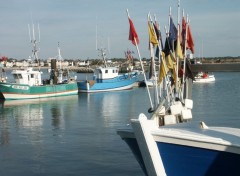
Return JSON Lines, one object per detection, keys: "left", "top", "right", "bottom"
{"left": 78, "top": 76, "right": 137, "bottom": 92}
{"left": 122, "top": 137, "right": 240, "bottom": 176}
{"left": 157, "top": 142, "right": 240, "bottom": 176}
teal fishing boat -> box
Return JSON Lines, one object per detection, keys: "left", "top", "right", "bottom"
{"left": 0, "top": 24, "right": 78, "bottom": 100}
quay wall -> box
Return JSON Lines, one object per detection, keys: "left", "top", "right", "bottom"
{"left": 191, "top": 63, "right": 240, "bottom": 72}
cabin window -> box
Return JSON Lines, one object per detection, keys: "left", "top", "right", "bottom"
{"left": 31, "top": 74, "right": 34, "bottom": 78}
{"left": 105, "top": 70, "right": 108, "bottom": 73}
{"left": 13, "top": 74, "right": 17, "bottom": 79}
{"left": 13, "top": 74, "right": 23, "bottom": 79}
{"left": 113, "top": 70, "right": 115, "bottom": 73}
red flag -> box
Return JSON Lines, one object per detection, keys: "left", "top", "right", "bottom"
{"left": 187, "top": 25, "right": 194, "bottom": 54}
{"left": 181, "top": 17, "right": 187, "bottom": 54}
{"left": 128, "top": 17, "right": 139, "bottom": 45}
{"left": 1, "top": 56, "right": 7, "bottom": 61}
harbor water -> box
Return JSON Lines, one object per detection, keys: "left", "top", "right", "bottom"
{"left": 0, "top": 71, "right": 240, "bottom": 175}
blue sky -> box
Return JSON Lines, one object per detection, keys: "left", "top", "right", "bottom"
{"left": 0, "top": 0, "right": 239, "bottom": 60}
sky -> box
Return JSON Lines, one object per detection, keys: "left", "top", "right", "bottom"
{"left": 0, "top": 0, "right": 239, "bottom": 60}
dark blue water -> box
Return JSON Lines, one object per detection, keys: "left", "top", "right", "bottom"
{"left": 0, "top": 72, "right": 240, "bottom": 175}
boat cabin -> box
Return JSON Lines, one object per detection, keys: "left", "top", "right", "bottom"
{"left": 93, "top": 67, "right": 118, "bottom": 80}
{"left": 12, "top": 68, "right": 42, "bottom": 86}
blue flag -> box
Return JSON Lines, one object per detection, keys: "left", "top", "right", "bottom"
{"left": 169, "top": 17, "right": 177, "bottom": 42}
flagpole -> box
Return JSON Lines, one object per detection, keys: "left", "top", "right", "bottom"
{"left": 126, "top": 9, "right": 154, "bottom": 111}
{"left": 148, "top": 13, "right": 160, "bottom": 105}
{"left": 176, "top": 0, "right": 180, "bottom": 96}
{"left": 182, "top": 10, "right": 187, "bottom": 99}
{"left": 183, "top": 14, "right": 189, "bottom": 99}
{"left": 154, "top": 14, "right": 162, "bottom": 99}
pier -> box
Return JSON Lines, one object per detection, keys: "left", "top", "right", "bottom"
{"left": 191, "top": 63, "right": 240, "bottom": 72}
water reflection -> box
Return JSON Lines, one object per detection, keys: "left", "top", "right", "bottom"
{"left": 0, "top": 95, "right": 79, "bottom": 145}
{"left": 83, "top": 88, "right": 149, "bottom": 128}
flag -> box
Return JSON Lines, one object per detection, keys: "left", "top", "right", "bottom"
{"left": 176, "top": 38, "right": 183, "bottom": 60}
{"left": 1, "top": 56, "right": 7, "bottom": 61}
{"left": 148, "top": 21, "right": 158, "bottom": 47}
{"left": 158, "top": 53, "right": 169, "bottom": 83}
{"left": 185, "top": 59, "right": 195, "bottom": 80}
{"left": 187, "top": 25, "right": 194, "bottom": 54}
{"left": 163, "top": 37, "right": 171, "bottom": 56}
{"left": 181, "top": 16, "right": 187, "bottom": 54}
{"left": 169, "top": 17, "right": 177, "bottom": 42}
{"left": 128, "top": 17, "right": 139, "bottom": 45}
{"left": 154, "top": 22, "right": 163, "bottom": 58}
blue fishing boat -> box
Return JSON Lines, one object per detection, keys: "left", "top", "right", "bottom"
{"left": 77, "top": 48, "right": 138, "bottom": 93}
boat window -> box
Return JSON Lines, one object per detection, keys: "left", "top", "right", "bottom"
{"left": 13, "top": 74, "right": 18, "bottom": 79}
{"left": 105, "top": 70, "right": 108, "bottom": 73}
{"left": 18, "top": 74, "right": 23, "bottom": 79}
{"left": 31, "top": 74, "right": 34, "bottom": 78}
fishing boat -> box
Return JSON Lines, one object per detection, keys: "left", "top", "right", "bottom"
{"left": 77, "top": 48, "right": 138, "bottom": 93}
{"left": 194, "top": 72, "right": 215, "bottom": 83}
{"left": 117, "top": 7, "right": 240, "bottom": 176}
{"left": 0, "top": 25, "right": 78, "bottom": 100}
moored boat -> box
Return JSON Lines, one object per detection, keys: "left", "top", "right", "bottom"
{"left": 194, "top": 72, "right": 215, "bottom": 83}
{"left": 0, "top": 66, "right": 78, "bottom": 100}
{"left": 0, "top": 26, "right": 78, "bottom": 100}
{"left": 77, "top": 48, "right": 138, "bottom": 93}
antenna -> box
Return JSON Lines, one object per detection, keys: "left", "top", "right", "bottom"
{"left": 38, "top": 23, "right": 40, "bottom": 42}
{"left": 107, "top": 37, "right": 110, "bottom": 55}
{"left": 28, "top": 22, "right": 41, "bottom": 70}
{"left": 96, "top": 15, "right": 98, "bottom": 50}
{"left": 28, "top": 24, "right": 32, "bottom": 42}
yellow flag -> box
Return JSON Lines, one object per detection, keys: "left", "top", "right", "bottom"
{"left": 172, "top": 63, "right": 177, "bottom": 87}
{"left": 158, "top": 53, "right": 169, "bottom": 83}
{"left": 176, "top": 39, "right": 183, "bottom": 60}
{"left": 148, "top": 22, "right": 158, "bottom": 47}
{"left": 166, "top": 54, "right": 174, "bottom": 69}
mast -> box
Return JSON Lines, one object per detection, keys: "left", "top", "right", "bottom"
{"left": 28, "top": 23, "right": 40, "bottom": 71}
{"left": 57, "top": 42, "right": 63, "bottom": 70}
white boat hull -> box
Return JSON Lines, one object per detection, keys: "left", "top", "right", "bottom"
{"left": 194, "top": 75, "right": 215, "bottom": 83}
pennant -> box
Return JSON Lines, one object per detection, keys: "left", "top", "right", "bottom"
{"left": 185, "top": 59, "right": 195, "bottom": 80}
{"left": 181, "top": 16, "right": 187, "bottom": 54}
{"left": 169, "top": 17, "right": 177, "bottom": 42}
{"left": 128, "top": 17, "right": 139, "bottom": 46}
{"left": 176, "top": 39, "right": 183, "bottom": 60}
{"left": 148, "top": 21, "right": 158, "bottom": 47}
{"left": 154, "top": 22, "right": 164, "bottom": 58}
{"left": 187, "top": 25, "right": 194, "bottom": 54}
{"left": 158, "top": 53, "right": 169, "bottom": 83}
{"left": 163, "top": 38, "right": 171, "bottom": 57}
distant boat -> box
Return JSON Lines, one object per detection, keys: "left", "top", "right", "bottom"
{"left": 77, "top": 48, "right": 138, "bottom": 93}
{"left": 0, "top": 26, "right": 78, "bottom": 100}
{"left": 0, "top": 52, "right": 78, "bottom": 100}
{"left": 194, "top": 72, "right": 215, "bottom": 83}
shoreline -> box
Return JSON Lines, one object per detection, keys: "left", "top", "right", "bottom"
{"left": 2, "top": 62, "right": 240, "bottom": 73}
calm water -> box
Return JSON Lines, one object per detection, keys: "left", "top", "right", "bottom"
{"left": 0, "top": 72, "right": 240, "bottom": 176}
